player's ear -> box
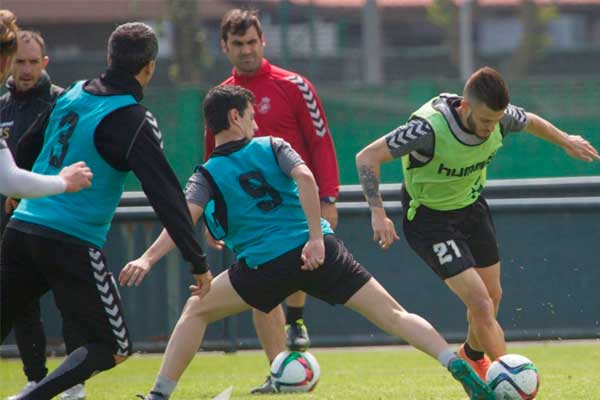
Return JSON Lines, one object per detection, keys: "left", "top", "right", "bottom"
{"left": 228, "top": 108, "right": 239, "bottom": 125}
{"left": 220, "top": 38, "right": 228, "bottom": 54}
{"left": 460, "top": 97, "right": 471, "bottom": 113}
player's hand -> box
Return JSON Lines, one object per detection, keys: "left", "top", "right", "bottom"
{"left": 564, "top": 135, "right": 600, "bottom": 162}
{"left": 320, "top": 201, "right": 338, "bottom": 230}
{"left": 190, "top": 270, "right": 213, "bottom": 299}
{"left": 301, "top": 238, "right": 325, "bottom": 271}
{"left": 204, "top": 227, "right": 225, "bottom": 250}
{"left": 5, "top": 197, "right": 18, "bottom": 214}
{"left": 371, "top": 209, "right": 400, "bottom": 250}
{"left": 119, "top": 257, "right": 153, "bottom": 287}
{"left": 60, "top": 161, "right": 93, "bottom": 192}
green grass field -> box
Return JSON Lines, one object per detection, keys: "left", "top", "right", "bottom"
{"left": 1, "top": 341, "right": 599, "bottom": 399}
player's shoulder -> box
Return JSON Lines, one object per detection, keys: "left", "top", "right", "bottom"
{"left": 270, "top": 64, "right": 313, "bottom": 88}
{"left": 49, "top": 84, "right": 65, "bottom": 99}
{"left": 220, "top": 75, "right": 236, "bottom": 86}
{"left": 109, "top": 102, "right": 147, "bottom": 121}
{"left": 503, "top": 103, "right": 527, "bottom": 122}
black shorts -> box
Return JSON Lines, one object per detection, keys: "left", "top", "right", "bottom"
{"left": 0, "top": 227, "right": 131, "bottom": 355}
{"left": 401, "top": 188, "right": 500, "bottom": 280}
{"left": 228, "top": 234, "right": 372, "bottom": 313}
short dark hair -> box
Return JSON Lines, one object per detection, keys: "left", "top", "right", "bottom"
{"left": 203, "top": 85, "right": 255, "bottom": 135}
{"left": 17, "top": 31, "right": 46, "bottom": 57}
{"left": 220, "top": 9, "right": 263, "bottom": 42}
{"left": 0, "top": 9, "right": 18, "bottom": 58}
{"left": 464, "top": 67, "right": 510, "bottom": 111}
{"left": 108, "top": 22, "right": 158, "bottom": 75}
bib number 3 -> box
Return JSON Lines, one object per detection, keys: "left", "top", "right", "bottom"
{"left": 49, "top": 111, "right": 79, "bottom": 168}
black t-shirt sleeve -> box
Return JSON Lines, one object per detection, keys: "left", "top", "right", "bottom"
{"left": 95, "top": 105, "right": 208, "bottom": 273}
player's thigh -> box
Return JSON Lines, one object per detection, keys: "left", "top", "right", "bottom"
{"left": 445, "top": 267, "right": 494, "bottom": 309}
{"left": 0, "top": 228, "right": 49, "bottom": 340}
{"left": 475, "top": 262, "right": 502, "bottom": 309}
{"left": 183, "top": 269, "right": 250, "bottom": 323}
{"left": 343, "top": 277, "right": 404, "bottom": 327}
{"left": 467, "top": 197, "right": 500, "bottom": 268}
{"left": 228, "top": 246, "right": 306, "bottom": 314}
{"left": 403, "top": 212, "right": 476, "bottom": 280}
{"left": 45, "top": 245, "right": 132, "bottom": 356}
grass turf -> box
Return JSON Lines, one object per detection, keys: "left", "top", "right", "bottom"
{"left": 1, "top": 341, "right": 598, "bottom": 399}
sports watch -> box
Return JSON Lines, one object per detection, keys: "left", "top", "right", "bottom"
{"left": 321, "top": 196, "right": 337, "bottom": 204}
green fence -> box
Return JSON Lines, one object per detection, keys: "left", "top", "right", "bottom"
{"left": 133, "top": 79, "right": 600, "bottom": 191}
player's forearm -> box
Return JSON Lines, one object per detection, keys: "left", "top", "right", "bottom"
{"left": 356, "top": 156, "right": 384, "bottom": 210}
{"left": 525, "top": 112, "right": 570, "bottom": 148}
{"left": 295, "top": 170, "right": 324, "bottom": 240}
{"left": 142, "top": 228, "right": 177, "bottom": 266}
{"left": 0, "top": 148, "right": 66, "bottom": 198}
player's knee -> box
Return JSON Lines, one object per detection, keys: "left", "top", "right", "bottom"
{"left": 181, "top": 296, "right": 211, "bottom": 322}
{"left": 467, "top": 296, "right": 495, "bottom": 320}
{"left": 488, "top": 286, "right": 503, "bottom": 310}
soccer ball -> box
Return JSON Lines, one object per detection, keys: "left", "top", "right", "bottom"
{"left": 270, "top": 351, "right": 320, "bottom": 393}
{"left": 486, "top": 354, "right": 540, "bottom": 399}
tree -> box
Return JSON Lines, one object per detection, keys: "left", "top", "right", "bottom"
{"left": 507, "top": 0, "right": 558, "bottom": 78}
{"left": 167, "top": 0, "right": 211, "bottom": 84}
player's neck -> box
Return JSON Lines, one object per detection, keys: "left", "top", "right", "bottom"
{"left": 455, "top": 103, "right": 468, "bottom": 128}
{"left": 215, "top": 129, "right": 247, "bottom": 147}
{"left": 234, "top": 67, "right": 260, "bottom": 77}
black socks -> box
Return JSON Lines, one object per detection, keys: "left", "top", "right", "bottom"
{"left": 286, "top": 306, "right": 304, "bottom": 325}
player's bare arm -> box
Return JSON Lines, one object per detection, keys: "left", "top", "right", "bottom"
{"left": 291, "top": 164, "right": 324, "bottom": 271}
{"left": 119, "top": 202, "right": 205, "bottom": 287}
{"left": 524, "top": 112, "right": 600, "bottom": 162}
{"left": 357, "top": 164, "right": 383, "bottom": 208}
{"left": 356, "top": 137, "right": 399, "bottom": 249}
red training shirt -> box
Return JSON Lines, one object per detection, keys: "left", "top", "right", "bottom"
{"left": 204, "top": 59, "right": 340, "bottom": 199}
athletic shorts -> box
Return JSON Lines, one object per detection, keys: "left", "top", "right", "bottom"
{"left": 228, "top": 234, "right": 372, "bottom": 313}
{"left": 401, "top": 188, "right": 500, "bottom": 280}
{"left": 0, "top": 227, "right": 131, "bottom": 356}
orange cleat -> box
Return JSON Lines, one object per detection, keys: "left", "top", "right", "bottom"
{"left": 458, "top": 343, "right": 492, "bottom": 381}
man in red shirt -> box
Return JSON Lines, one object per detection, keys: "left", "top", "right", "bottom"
{"left": 204, "top": 8, "right": 340, "bottom": 393}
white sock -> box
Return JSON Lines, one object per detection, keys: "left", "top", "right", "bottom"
{"left": 438, "top": 349, "right": 457, "bottom": 368}
{"left": 151, "top": 374, "right": 177, "bottom": 398}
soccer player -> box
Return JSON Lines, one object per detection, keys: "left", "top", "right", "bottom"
{"left": 356, "top": 66, "right": 599, "bottom": 380}
{"left": 204, "top": 10, "right": 341, "bottom": 387}
{"left": 0, "top": 10, "right": 92, "bottom": 200}
{"left": 0, "top": 22, "right": 208, "bottom": 399}
{"left": 0, "top": 30, "right": 86, "bottom": 400}
{"left": 121, "top": 84, "right": 494, "bottom": 400}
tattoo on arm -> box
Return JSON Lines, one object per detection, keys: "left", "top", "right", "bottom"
{"left": 358, "top": 165, "right": 383, "bottom": 208}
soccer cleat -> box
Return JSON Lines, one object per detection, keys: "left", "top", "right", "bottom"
{"left": 6, "top": 381, "right": 37, "bottom": 400}
{"left": 285, "top": 319, "right": 310, "bottom": 352}
{"left": 458, "top": 343, "right": 492, "bottom": 381}
{"left": 60, "top": 384, "right": 86, "bottom": 400}
{"left": 249, "top": 376, "right": 279, "bottom": 394}
{"left": 448, "top": 357, "right": 496, "bottom": 400}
